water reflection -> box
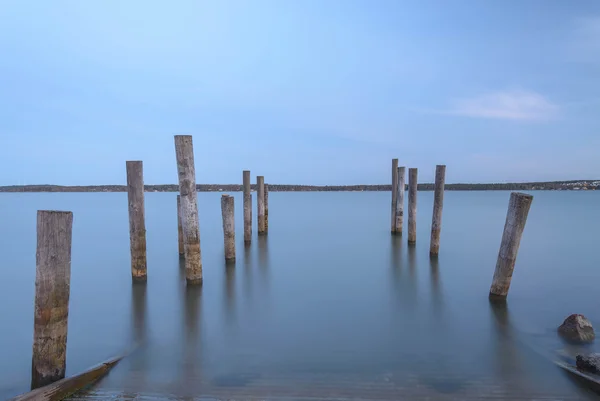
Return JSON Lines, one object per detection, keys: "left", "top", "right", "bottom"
{"left": 257, "top": 235, "right": 270, "bottom": 290}
{"left": 181, "top": 285, "right": 203, "bottom": 386}
{"left": 224, "top": 264, "right": 236, "bottom": 325}
{"left": 429, "top": 257, "right": 443, "bottom": 317}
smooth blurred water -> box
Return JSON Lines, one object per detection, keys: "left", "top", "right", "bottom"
{"left": 1, "top": 191, "right": 599, "bottom": 400}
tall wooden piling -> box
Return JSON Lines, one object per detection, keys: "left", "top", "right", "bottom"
{"left": 407, "top": 168, "right": 418, "bottom": 244}
{"left": 429, "top": 165, "right": 446, "bottom": 256}
{"left": 221, "top": 195, "right": 236, "bottom": 263}
{"left": 174, "top": 135, "right": 202, "bottom": 285}
{"left": 257, "top": 176, "right": 265, "bottom": 235}
{"left": 243, "top": 170, "right": 252, "bottom": 244}
{"left": 264, "top": 183, "right": 269, "bottom": 233}
{"left": 126, "top": 161, "right": 147, "bottom": 281}
{"left": 489, "top": 192, "right": 533, "bottom": 299}
{"left": 395, "top": 166, "right": 406, "bottom": 234}
{"left": 31, "top": 210, "right": 73, "bottom": 389}
{"left": 177, "top": 195, "right": 184, "bottom": 257}
{"left": 391, "top": 159, "right": 399, "bottom": 233}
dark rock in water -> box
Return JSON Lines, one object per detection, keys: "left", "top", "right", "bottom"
{"left": 576, "top": 353, "right": 600, "bottom": 374}
{"left": 558, "top": 314, "right": 595, "bottom": 343}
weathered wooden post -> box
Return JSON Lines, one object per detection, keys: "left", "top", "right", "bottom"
{"left": 407, "top": 168, "right": 418, "bottom": 244}
{"left": 243, "top": 170, "right": 252, "bottom": 245}
{"left": 177, "top": 195, "right": 184, "bottom": 257}
{"left": 257, "top": 176, "right": 265, "bottom": 235}
{"left": 264, "top": 183, "right": 269, "bottom": 233}
{"left": 395, "top": 166, "right": 406, "bottom": 234}
{"left": 489, "top": 192, "right": 533, "bottom": 299}
{"left": 221, "top": 195, "right": 236, "bottom": 263}
{"left": 429, "top": 165, "right": 446, "bottom": 256}
{"left": 391, "top": 159, "right": 399, "bottom": 233}
{"left": 126, "top": 161, "right": 147, "bottom": 281}
{"left": 31, "top": 210, "right": 73, "bottom": 389}
{"left": 174, "top": 135, "right": 203, "bottom": 285}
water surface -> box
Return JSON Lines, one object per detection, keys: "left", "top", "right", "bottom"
{"left": 1, "top": 191, "right": 599, "bottom": 400}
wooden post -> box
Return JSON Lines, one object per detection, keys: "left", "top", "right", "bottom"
{"left": 395, "top": 166, "right": 406, "bottom": 234}
{"left": 174, "top": 135, "right": 202, "bottom": 285}
{"left": 489, "top": 192, "right": 533, "bottom": 299}
{"left": 243, "top": 170, "right": 252, "bottom": 244}
{"left": 31, "top": 210, "right": 73, "bottom": 389}
{"left": 126, "top": 161, "right": 147, "bottom": 281}
{"left": 257, "top": 176, "right": 265, "bottom": 235}
{"left": 264, "top": 183, "right": 269, "bottom": 233}
{"left": 177, "top": 195, "right": 184, "bottom": 257}
{"left": 391, "top": 159, "right": 399, "bottom": 233}
{"left": 429, "top": 165, "right": 446, "bottom": 256}
{"left": 221, "top": 195, "right": 236, "bottom": 263}
{"left": 407, "top": 168, "right": 418, "bottom": 244}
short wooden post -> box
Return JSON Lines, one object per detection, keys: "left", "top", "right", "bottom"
{"left": 174, "top": 135, "right": 203, "bottom": 285}
{"left": 407, "top": 168, "right": 418, "bottom": 244}
{"left": 264, "top": 183, "right": 269, "bottom": 233}
{"left": 243, "top": 170, "right": 252, "bottom": 244}
{"left": 429, "top": 165, "right": 446, "bottom": 256}
{"left": 394, "top": 166, "right": 406, "bottom": 234}
{"left": 391, "top": 159, "right": 399, "bottom": 233}
{"left": 257, "top": 176, "right": 265, "bottom": 235}
{"left": 126, "top": 161, "right": 147, "bottom": 281}
{"left": 489, "top": 192, "right": 533, "bottom": 299}
{"left": 221, "top": 195, "right": 236, "bottom": 263}
{"left": 177, "top": 195, "right": 184, "bottom": 257}
{"left": 31, "top": 210, "right": 73, "bottom": 389}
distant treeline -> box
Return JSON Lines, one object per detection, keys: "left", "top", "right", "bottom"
{"left": 0, "top": 180, "right": 598, "bottom": 193}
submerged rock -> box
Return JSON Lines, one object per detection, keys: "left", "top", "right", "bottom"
{"left": 558, "top": 314, "right": 595, "bottom": 343}
{"left": 576, "top": 353, "right": 600, "bottom": 374}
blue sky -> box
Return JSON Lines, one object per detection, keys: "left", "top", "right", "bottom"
{"left": 0, "top": 0, "right": 598, "bottom": 185}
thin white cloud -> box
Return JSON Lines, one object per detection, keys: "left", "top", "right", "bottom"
{"left": 448, "top": 90, "right": 559, "bottom": 121}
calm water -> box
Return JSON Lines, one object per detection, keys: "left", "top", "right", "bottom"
{"left": 1, "top": 191, "right": 599, "bottom": 400}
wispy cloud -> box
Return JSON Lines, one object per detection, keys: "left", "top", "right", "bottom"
{"left": 447, "top": 90, "right": 559, "bottom": 121}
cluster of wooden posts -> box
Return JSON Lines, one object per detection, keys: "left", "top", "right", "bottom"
{"left": 27, "top": 135, "right": 270, "bottom": 392}
{"left": 388, "top": 158, "right": 534, "bottom": 301}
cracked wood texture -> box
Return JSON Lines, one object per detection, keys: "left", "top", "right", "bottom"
{"left": 489, "top": 192, "right": 533, "bottom": 299}
{"left": 221, "top": 195, "right": 236, "bottom": 262}
{"left": 243, "top": 170, "right": 252, "bottom": 244}
{"left": 174, "top": 135, "right": 202, "bottom": 285}
{"left": 407, "top": 168, "right": 418, "bottom": 244}
{"left": 390, "top": 159, "right": 398, "bottom": 233}
{"left": 126, "top": 161, "right": 147, "bottom": 280}
{"left": 177, "top": 195, "right": 184, "bottom": 257}
{"left": 395, "top": 166, "right": 406, "bottom": 235}
{"left": 264, "top": 183, "right": 269, "bottom": 233}
{"left": 429, "top": 165, "right": 446, "bottom": 255}
{"left": 31, "top": 210, "right": 73, "bottom": 390}
{"left": 257, "top": 176, "right": 265, "bottom": 235}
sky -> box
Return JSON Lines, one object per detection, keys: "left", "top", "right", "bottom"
{"left": 0, "top": 0, "right": 599, "bottom": 185}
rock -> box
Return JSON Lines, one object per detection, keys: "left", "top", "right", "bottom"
{"left": 558, "top": 314, "right": 595, "bottom": 343}
{"left": 576, "top": 353, "right": 600, "bottom": 374}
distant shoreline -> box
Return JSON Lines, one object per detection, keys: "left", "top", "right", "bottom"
{"left": 0, "top": 180, "right": 599, "bottom": 192}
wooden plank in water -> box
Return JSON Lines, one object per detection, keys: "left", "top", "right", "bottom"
{"left": 9, "top": 355, "right": 123, "bottom": 401}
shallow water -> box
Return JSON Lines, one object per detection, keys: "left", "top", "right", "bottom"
{"left": 1, "top": 191, "right": 599, "bottom": 400}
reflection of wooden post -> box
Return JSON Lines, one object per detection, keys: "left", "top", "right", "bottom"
{"left": 221, "top": 195, "right": 236, "bottom": 263}
{"left": 174, "top": 135, "right": 202, "bottom": 285}
{"left": 395, "top": 167, "right": 406, "bottom": 234}
{"left": 429, "top": 165, "right": 446, "bottom": 256}
{"left": 391, "top": 159, "right": 398, "bottom": 233}
{"left": 257, "top": 176, "right": 265, "bottom": 235}
{"left": 264, "top": 183, "right": 269, "bottom": 233}
{"left": 31, "top": 210, "right": 73, "bottom": 389}
{"left": 243, "top": 170, "right": 252, "bottom": 244}
{"left": 489, "top": 192, "right": 533, "bottom": 299}
{"left": 177, "top": 195, "right": 184, "bottom": 257}
{"left": 407, "top": 168, "right": 418, "bottom": 244}
{"left": 126, "top": 161, "right": 147, "bottom": 281}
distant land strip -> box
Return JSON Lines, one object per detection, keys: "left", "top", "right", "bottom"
{"left": 0, "top": 180, "right": 599, "bottom": 192}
